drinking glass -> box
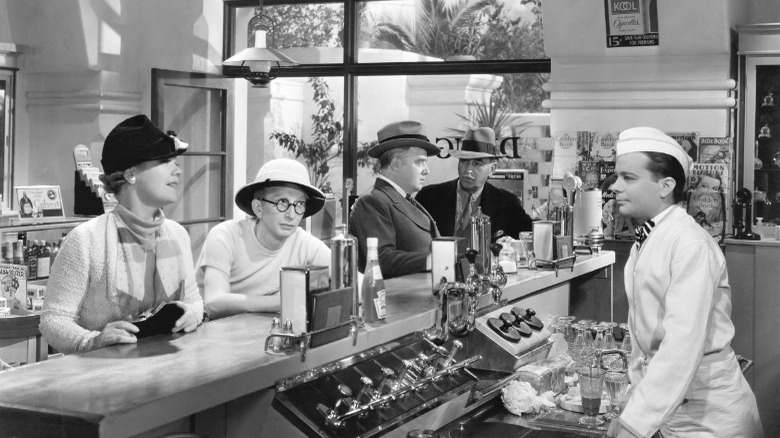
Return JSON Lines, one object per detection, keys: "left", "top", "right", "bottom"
{"left": 604, "top": 322, "right": 618, "bottom": 350}
{"left": 603, "top": 371, "right": 630, "bottom": 420}
{"left": 576, "top": 365, "right": 605, "bottom": 426}
{"left": 619, "top": 323, "right": 631, "bottom": 354}
{"left": 559, "top": 316, "right": 576, "bottom": 347}
{"left": 593, "top": 323, "right": 607, "bottom": 351}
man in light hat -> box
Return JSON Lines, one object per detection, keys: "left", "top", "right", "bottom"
{"left": 608, "top": 127, "right": 762, "bottom": 438}
{"left": 196, "top": 158, "right": 330, "bottom": 319}
{"left": 416, "top": 127, "right": 533, "bottom": 252}
{"left": 349, "top": 120, "right": 440, "bottom": 279}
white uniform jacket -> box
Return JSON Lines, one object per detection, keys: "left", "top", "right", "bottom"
{"left": 620, "top": 206, "right": 762, "bottom": 438}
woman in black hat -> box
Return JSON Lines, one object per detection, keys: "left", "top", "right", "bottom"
{"left": 40, "top": 115, "right": 204, "bottom": 354}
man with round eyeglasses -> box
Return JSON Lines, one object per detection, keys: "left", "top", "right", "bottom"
{"left": 196, "top": 158, "right": 331, "bottom": 319}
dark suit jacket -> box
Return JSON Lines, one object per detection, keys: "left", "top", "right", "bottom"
{"left": 349, "top": 178, "right": 440, "bottom": 279}
{"left": 416, "top": 178, "right": 533, "bottom": 241}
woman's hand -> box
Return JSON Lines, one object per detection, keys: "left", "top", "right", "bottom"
{"left": 172, "top": 301, "right": 201, "bottom": 333}
{"left": 92, "top": 321, "right": 139, "bottom": 350}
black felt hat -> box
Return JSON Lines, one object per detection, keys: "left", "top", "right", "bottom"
{"left": 101, "top": 114, "right": 188, "bottom": 174}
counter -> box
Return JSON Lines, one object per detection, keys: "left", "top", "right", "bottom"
{"left": 0, "top": 252, "right": 614, "bottom": 438}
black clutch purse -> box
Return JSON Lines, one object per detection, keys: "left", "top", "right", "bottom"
{"left": 131, "top": 302, "right": 184, "bottom": 339}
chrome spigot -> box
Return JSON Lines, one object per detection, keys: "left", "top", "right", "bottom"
{"left": 442, "top": 340, "right": 463, "bottom": 369}
{"left": 394, "top": 359, "right": 415, "bottom": 390}
{"left": 352, "top": 377, "right": 375, "bottom": 411}
{"left": 375, "top": 367, "right": 397, "bottom": 400}
{"left": 488, "top": 243, "right": 507, "bottom": 306}
{"left": 424, "top": 278, "right": 450, "bottom": 346}
{"left": 317, "top": 383, "right": 353, "bottom": 427}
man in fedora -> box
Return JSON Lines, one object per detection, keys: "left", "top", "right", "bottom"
{"left": 196, "top": 158, "right": 330, "bottom": 319}
{"left": 349, "top": 120, "right": 441, "bottom": 279}
{"left": 416, "top": 127, "right": 533, "bottom": 252}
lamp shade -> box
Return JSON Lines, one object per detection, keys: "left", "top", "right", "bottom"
{"left": 222, "top": 47, "right": 298, "bottom": 68}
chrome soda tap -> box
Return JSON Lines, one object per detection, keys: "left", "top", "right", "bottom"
{"left": 441, "top": 339, "right": 463, "bottom": 369}
{"left": 488, "top": 243, "right": 507, "bottom": 306}
{"left": 423, "top": 277, "right": 450, "bottom": 346}
{"left": 394, "top": 359, "right": 415, "bottom": 390}
{"left": 463, "top": 248, "right": 487, "bottom": 332}
{"left": 317, "top": 383, "right": 354, "bottom": 427}
{"left": 352, "top": 377, "right": 375, "bottom": 411}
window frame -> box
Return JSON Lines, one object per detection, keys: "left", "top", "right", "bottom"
{"left": 222, "top": 0, "right": 551, "bottom": 201}
{"left": 0, "top": 67, "right": 16, "bottom": 210}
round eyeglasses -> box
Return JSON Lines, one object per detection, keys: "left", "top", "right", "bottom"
{"left": 261, "top": 198, "right": 307, "bottom": 215}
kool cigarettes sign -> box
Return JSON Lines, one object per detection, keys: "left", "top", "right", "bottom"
{"left": 604, "top": 0, "right": 659, "bottom": 48}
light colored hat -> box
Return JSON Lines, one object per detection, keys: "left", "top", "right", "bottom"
{"left": 234, "top": 158, "right": 325, "bottom": 218}
{"left": 368, "top": 120, "right": 440, "bottom": 158}
{"left": 450, "top": 127, "right": 506, "bottom": 159}
{"left": 616, "top": 127, "right": 694, "bottom": 178}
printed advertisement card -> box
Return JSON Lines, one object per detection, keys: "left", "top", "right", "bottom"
{"left": 15, "top": 186, "right": 65, "bottom": 219}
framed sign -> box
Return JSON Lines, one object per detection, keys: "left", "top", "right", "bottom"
{"left": 604, "top": 0, "right": 659, "bottom": 48}
{"left": 15, "top": 185, "right": 65, "bottom": 219}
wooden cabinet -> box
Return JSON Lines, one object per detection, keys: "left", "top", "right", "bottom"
{"left": 725, "top": 239, "right": 779, "bottom": 437}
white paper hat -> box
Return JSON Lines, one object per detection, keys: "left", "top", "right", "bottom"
{"left": 616, "top": 127, "right": 694, "bottom": 178}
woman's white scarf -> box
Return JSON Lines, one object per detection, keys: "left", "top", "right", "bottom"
{"left": 105, "top": 205, "right": 187, "bottom": 318}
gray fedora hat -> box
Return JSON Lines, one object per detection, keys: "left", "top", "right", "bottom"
{"left": 368, "top": 120, "right": 440, "bottom": 158}
{"left": 450, "top": 127, "right": 506, "bottom": 159}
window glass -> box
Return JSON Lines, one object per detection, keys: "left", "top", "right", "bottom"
{"left": 166, "top": 155, "right": 224, "bottom": 223}
{"left": 0, "top": 69, "right": 14, "bottom": 208}
{"left": 356, "top": 72, "right": 550, "bottom": 213}
{"left": 357, "top": 0, "right": 544, "bottom": 62}
{"left": 231, "top": 4, "right": 345, "bottom": 65}
{"left": 252, "top": 77, "right": 346, "bottom": 225}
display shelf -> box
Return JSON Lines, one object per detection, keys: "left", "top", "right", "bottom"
{"left": 0, "top": 216, "right": 90, "bottom": 233}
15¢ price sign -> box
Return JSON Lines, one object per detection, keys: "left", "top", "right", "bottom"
{"left": 604, "top": 0, "right": 659, "bottom": 48}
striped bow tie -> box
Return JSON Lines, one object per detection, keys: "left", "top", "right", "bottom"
{"left": 635, "top": 219, "right": 656, "bottom": 250}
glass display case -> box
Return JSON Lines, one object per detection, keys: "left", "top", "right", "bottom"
{"left": 738, "top": 24, "right": 780, "bottom": 226}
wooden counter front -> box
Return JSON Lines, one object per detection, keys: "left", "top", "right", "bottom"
{"left": 0, "top": 252, "right": 614, "bottom": 438}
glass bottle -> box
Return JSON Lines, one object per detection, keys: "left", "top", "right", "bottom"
{"left": 12, "top": 240, "right": 23, "bottom": 265}
{"left": 1, "top": 241, "right": 10, "bottom": 264}
{"left": 19, "top": 192, "right": 33, "bottom": 217}
{"left": 25, "top": 240, "right": 38, "bottom": 280}
{"left": 361, "top": 237, "right": 386, "bottom": 324}
{"left": 50, "top": 242, "right": 59, "bottom": 267}
{"left": 36, "top": 240, "right": 51, "bottom": 279}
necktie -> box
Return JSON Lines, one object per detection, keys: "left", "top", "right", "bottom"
{"left": 634, "top": 219, "right": 656, "bottom": 250}
{"left": 456, "top": 194, "right": 473, "bottom": 238}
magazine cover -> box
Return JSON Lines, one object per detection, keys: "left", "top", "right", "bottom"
{"left": 578, "top": 161, "right": 600, "bottom": 190}
{"left": 602, "top": 187, "right": 638, "bottom": 241}
{"left": 590, "top": 131, "right": 619, "bottom": 161}
{"left": 0, "top": 263, "right": 27, "bottom": 311}
{"left": 688, "top": 163, "right": 730, "bottom": 194}
{"left": 670, "top": 132, "right": 700, "bottom": 163}
{"left": 687, "top": 163, "right": 730, "bottom": 242}
{"left": 687, "top": 190, "right": 726, "bottom": 242}
{"left": 698, "top": 137, "right": 732, "bottom": 164}
{"left": 599, "top": 161, "right": 616, "bottom": 188}
{"left": 576, "top": 131, "right": 592, "bottom": 161}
